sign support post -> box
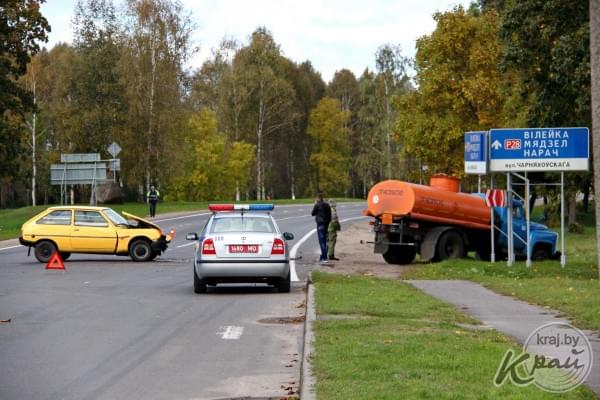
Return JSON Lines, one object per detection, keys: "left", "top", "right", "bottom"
{"left": 507, "top": 173, "right": 513, "bottom": 267}
{"left": 561, "top": 172, "right": 566, "bottom": 268}
{"left": 525, "top": 172, "right": 531, "bottom": 268}
{"left": 490, "top": 175, "right": 495, "bottom": 263}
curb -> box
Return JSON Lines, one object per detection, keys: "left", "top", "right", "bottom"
{"left": 300, "top": 273, "right": 316, "bottom": 399}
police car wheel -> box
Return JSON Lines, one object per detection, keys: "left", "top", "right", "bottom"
{"left": 277, "top": 271, "right": 291, "bottom": 293}
{"left": 194, "top": 267, "right": 207, "bottom": 293}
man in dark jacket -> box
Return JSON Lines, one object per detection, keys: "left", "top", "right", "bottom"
{"left": 311, "top": 192, "right": 331, "bottom": 264}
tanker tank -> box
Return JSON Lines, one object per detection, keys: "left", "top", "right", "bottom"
{"left": 365, "top": 177, "right": 490, "bottom": 230}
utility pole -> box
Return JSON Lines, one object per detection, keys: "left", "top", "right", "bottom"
{"left": 590, "top": 0, "right": 600, "bottom": 282}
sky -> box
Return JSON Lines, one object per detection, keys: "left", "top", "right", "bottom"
{"left": 40, "top": 0, "right": 474, "bottom": 83}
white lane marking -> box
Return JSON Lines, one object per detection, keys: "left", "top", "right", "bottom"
{"left": 155, "top": 212, "right": 212, "bottom": 222}
{"left": 289, "top": 216, "right": 368, "bottom": 282}
{"left": 217, "top": 325, "right": 244, "bottom": 340}
{"left": 289, "top": 228, "right": 316, "bottom": 282}
{"left": 0, "top": 245, "right": 23, "bottom": 252}
{"left": 176, "top": 242, "right": 196, "bottom": 248}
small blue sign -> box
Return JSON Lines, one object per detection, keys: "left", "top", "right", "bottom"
{"left": 489, "top": 127, "right": 589, "bottom": 172}
{"left": 464, "top": 131, "right": 487, "bottom": 174}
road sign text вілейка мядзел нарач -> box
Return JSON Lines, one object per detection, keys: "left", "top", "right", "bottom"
{"left": 489, "top": 128, "right": 589, "bottom": 172}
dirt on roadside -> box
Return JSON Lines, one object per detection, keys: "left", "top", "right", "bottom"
{"left": 315, "top": 220, "right": 410, "bottom": 279}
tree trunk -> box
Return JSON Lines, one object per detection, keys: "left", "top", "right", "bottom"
{"left": 146, "top": 30, "right": 157, "bottom": 192}
{"left": 31, "top": 95, "right": 37, "bottom": 207}
{"left": 568, "top": 192, "right": 577, "bottom": 225}
{"left": 590, "top": 0, "right": 600, "bottom": 280}
{"left": 583, "top": 178, "right": 590, "bottom": 213}
{"left": 290, "top": 148, "right": 295, "bottom": 200}
{"left": 384, "top": 77, "right": 392, "bottom": 179}
{"left": 256, "top": 79, "right": 265, "bottom": 200}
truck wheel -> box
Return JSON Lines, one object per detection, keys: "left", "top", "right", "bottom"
{"left": 532, "top": 248, "right": 550, "bottom": 261}
{"left": 382, "top": 246, "right": 417, "bottom": 265}
{"left": 435, "top": 230, "right": 465, "bottom": 261}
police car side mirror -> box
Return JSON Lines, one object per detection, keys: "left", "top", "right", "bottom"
{"left": 186, "top": 233, "right": 198, "bottom": 241}
{"left": 283, "top": 232, "right": 294, "bottom": 241}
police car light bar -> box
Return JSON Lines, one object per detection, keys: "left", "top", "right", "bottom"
{"left": 208, "top": 204, "right": 274, "bottom": 212}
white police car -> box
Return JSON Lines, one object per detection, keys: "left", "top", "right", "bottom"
{"left": 186, "top": 204, "right": 294, "bottom": 293}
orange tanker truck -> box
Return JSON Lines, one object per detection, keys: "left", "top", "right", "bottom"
{"left": 364, "top": 175, "right": 560, "bottom": 264}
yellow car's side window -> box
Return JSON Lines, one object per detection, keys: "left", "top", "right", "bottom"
{"left": 37, "top": 210, "right": 72, "bottom": 225}
{"left": 75, "top": 210, "right": 109, "bottom": 227}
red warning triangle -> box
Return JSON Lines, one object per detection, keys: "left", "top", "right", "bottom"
{"left": 46, "top": 252, "right": 65, "bottom": 270}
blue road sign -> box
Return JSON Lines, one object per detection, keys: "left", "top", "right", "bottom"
{"left": 489, "top": 127, "right": 589, "bottom": 172}
{"left": 464, "top": 131, "right": 487, "bottom": 174}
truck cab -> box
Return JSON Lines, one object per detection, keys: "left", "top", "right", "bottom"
{"left": 493, "top": 200, "right": 559, "bottom": 261}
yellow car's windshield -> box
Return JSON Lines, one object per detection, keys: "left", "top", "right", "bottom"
{"left": 104, "top": 208, "right": 129, "bottom": 226}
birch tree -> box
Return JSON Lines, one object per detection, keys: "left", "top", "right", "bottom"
{"left": 235, "top": 28, "right": 296, "bottom": 199}
{"left": 120, "top": 0, "right": 194, "bottom": 193}
{"left": 375, "top": 44, "right": 409, "bottom": 179}
{"left": 22, "top": 57, "right": 43, "bottom": 206}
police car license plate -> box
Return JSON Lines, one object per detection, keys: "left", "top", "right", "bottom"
{"left": 229, "top": 244, "right": 259, "bottom": 253}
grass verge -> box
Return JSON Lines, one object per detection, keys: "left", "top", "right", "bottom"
{"left": 0, "top": 198, "right": 362, "bottom": 241}
{"left": 403, "top": 223, "right": 600, "bottom": 333}
{"left": 312, "top": 271, "right": 597, "bottom": 399}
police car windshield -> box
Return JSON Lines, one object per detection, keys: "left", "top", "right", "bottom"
{"left": 210, "top": 216, "right": 275, "bottom": 233}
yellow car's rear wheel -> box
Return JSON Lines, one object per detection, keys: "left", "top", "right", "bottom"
{"left": 34, "top": 240, "right": 57, "bottom": 263}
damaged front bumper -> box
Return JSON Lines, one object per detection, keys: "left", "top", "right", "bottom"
{"left": 151, "top": 235, "right": 170, "bottom": 254}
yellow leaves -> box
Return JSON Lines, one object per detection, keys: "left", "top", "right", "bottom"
{"left": 308, "top": 97, "right": 351, "bottom": 194}
{"left": 396, "top": 7, "right": 510, "bottom": 176}
{"left": 175, "top": 108, "right": 256, "bottom": 200}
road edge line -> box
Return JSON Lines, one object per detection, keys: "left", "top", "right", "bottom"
{"left": 289, "top": 228, "right": 316, "bottom": 282}
{"left": 300, "top": 273, "right": 316, "bottom": 400}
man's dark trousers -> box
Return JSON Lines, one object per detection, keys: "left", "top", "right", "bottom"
{"left": 149, "top": 200, "right": 157, "bottom": 217}
{"left": 317, "top": 223, "right": 329, "bottom": 262}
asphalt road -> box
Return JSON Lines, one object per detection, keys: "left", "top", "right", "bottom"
{"left": 0, "top": 202, "right": 366, "bottom": 400}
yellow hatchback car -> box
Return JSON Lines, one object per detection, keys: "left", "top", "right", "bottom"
{"left": 19, "top": 206, "right": 173, "bottom": 263}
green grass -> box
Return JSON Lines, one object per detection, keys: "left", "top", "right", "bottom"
{"left": 312, "top": 272, "right": 597, "bottom": 399}
{"left": 403, "top": 223, "right": 600, "bottom": 333}
{"left": 0, "top": 205, "right": 51, "bottom": 241}
{"left": 0, "top": 198, "right": 363, "bottom": 240}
